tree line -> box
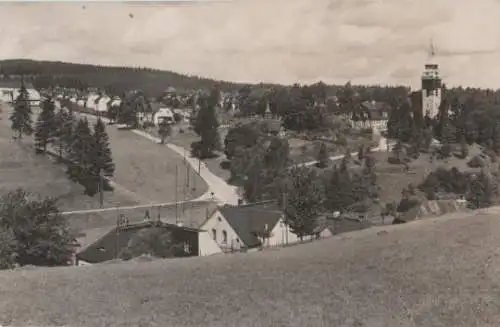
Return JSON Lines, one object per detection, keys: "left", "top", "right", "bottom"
{"left": 10, "top": 81, "right": 115, "bottom": 196}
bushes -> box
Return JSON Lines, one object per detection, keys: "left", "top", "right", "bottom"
{"left": 467, "top": 155, "right": 486, "bottom": 168}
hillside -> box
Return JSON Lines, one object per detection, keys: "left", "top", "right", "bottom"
{"left": 1, "top": 208, "right": 499, "bottom": 326}
{"left": 0, "top": 59, "right": 275, "bottom": 95}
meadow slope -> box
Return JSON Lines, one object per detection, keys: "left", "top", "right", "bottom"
{"left": 1, "top": 208, "right": 500, "bottom": 327}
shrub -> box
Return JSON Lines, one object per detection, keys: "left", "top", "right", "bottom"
{"left": 467, "top": 155, "right": 485, "bottom": 168}
{"left": 387, "top": 156, "right": 402, "bottom": 165}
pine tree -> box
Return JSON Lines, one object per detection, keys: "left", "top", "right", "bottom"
{"left": 158, "top": 119, "right": 172, "bottom": 144}
{"left": 316, "top": 142, "right": 329, "bottom": 168}
{"left": 34, "top": 98, "right": 56, "bottom": 154}
{"left": 339, "top": 147, "right": 352, "bottom": 172}
{"left": 460, "top": 136, "right": 469, "bottom": 159}
{"left": 357, "top": 145, "right": 365, "bottom": 162}
{"left": 467, "top": 170, "right": 497, "bottom": 209}
{"left": 9, "top": 80, "right": 33, "bottom": 139}
{"left": 66, "top": 118, "right": 95, "bottom": 195}
{"left": 89, "top": 118, "right": 115, "bottom": 197}
{"left": 193, "top": 87, "right": 221, "bottom": 158}
{"left": 440, "top": 118, "right": 455, "bottom": 158}
{"left": 93, "top": 118, "right": 115, "bottom": 177}
{"left": 492, "top": 121, "right": 500, "bottom": 155}
{"left": 53, "top": 109, "right": 75, "bottom": 161}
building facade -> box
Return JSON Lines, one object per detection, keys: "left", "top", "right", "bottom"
{"left": 421, "top": 42, "right": 442, "bottom": 119}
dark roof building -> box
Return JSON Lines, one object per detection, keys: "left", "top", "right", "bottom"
{"left": 75, "top": 220, "right": 216, "bottom": 265}
{"left": 216, "top": 201, "right": 283, "bottom": 248}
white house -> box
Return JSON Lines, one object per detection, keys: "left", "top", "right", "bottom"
{"left": 85, "top": 93, "right": 99, "bottom": 111}
{"left": 96, "top": 95, "right": 111, "bottom": 113}
{"left": 200, "top": 201, "right": 332, "bottom": 252}
{"left": 153, "top": 107, "right": 174, "bottom": 126}
{"left": 109, "top": 97, "right": 121, "bottom": 108}
{"left": 75, "top": 220, "right": 222, "bottom": 266}
{"left": 0, "top": 87, "right": 41, "bottom": 106}
{"left": 350, "top": 100, "right": 391, "bottom": 132}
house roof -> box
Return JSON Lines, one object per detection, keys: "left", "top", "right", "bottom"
{"left": 359, "top": 100, "right": 391, "bottom": 121}
{"left": 76, "top": 220, "right": 202, "bottom": 264}
{"left": 150, "top": 102, "right": 169, "bottom": 113}
{"left": 217, "top": 201, "right": 283, "bottom": 248}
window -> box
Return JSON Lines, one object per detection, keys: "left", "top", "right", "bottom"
{"left": 212, "top": 228, "right": 217, "bottom": 241}
{"left": 222, "top": 230, "right": 228, "bottom": 244}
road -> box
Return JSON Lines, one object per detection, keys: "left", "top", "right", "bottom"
{"left": 73, "top": 110, "right": 240, "bottom": 206}
{"left": 62, "top": 104, "right": 392, "bottom": 208}
{"left": 64, "top": 109, "right": 210, "bottom": 205}
{"left": 60, "top": 196, "right": 212, "bottom": 216}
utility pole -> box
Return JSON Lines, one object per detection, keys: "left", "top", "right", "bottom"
{"left": 115, "top": 209, "right": 120, "bottom": 259}
{"left": 175, "top": 164, "right": 179, "bottom": 224}
{"left": 98, "top": 170, "right": 104, "bottom": 208}
{"left": 282, "top": 188, "right": 289, "bottom": 246}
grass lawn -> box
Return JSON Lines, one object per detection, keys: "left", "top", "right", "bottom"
{"left": 0, "top": 104, "right": 138, "bottom": 213}
{"left": 369, "top": 145, "right": 486, "bottom": 205}
{"left": 1, "top": 208, "right": 499, "bottom": 326}
{"left": 1, "top": 102, "right": 210, "bottom": 247}
{"left": 70, "top": 111, "right": 208, "bottom": 204}
{"left": 146, "top": 123, "right": 232, "bottom": 182}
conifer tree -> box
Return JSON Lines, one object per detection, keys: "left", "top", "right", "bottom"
{"left": 34, "top": 98, "right": 56, "bottom": 154}
{"left": 459, "top": 135, "right": 469, "bottom": 159}
{"left": 9, "top": 81, "right": 33, "bottom": 139}
{"left": 66, "top": 118, "right": 95, "bottom": 195}
{"left": 91, "top": 118, "right": 115, "bottom": 196}
{"left": 53, "top": 108, "right": 75, "bottom": 161}
{"left": 440, "top": 118, "right": 455, "bottom": 158}
{"left": 492, "top": 121, "right": 500, "bottom": 155}
{"left": 158, "top": 119, "right": 172, "bottom": 144}
{"left": 467, "top": 170, "right": 497, "bottom": 209}
{"left": 193, "top": 87, "right": 221, "bottom": 158}
{"left": 316, "top": 142, "right": 329, "bottom": 168}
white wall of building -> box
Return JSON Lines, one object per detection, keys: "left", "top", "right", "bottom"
{"left": 266, "top": 219, "right": 332, "bottom": 247}
{"left": 198, "top": 231, "right": 223, "bottom": 256}
{"left": 200, "top": 210, "right": 243, "bottom": 251}
{"left": 86, "top": 94, "right": 99, "bottom": 110}
{"left": 422, "top": 88, "right": 441, "bottom": 118}
{"left": 0, "top": 88, "right": 40, "bottom": 106}
{"left": 96, "top": 96, "right": 111, "bottom": 112}
{"left": 153, "top": 108, "right": 174, "bottom": 126}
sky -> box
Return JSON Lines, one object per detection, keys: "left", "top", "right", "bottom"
{"left": 0, "top": 0, "right": 499, "bottom": 89}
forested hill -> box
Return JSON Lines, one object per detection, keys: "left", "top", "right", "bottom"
{"left": 0, "top": 59, "right": 269, "bottom": 95}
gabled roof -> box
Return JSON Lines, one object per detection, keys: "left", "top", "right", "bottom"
{"left": 217, "top": 201, "right": 283, "bottom": 248}
{"left": 76, "top": 220, "right": 203, "bottom": 264}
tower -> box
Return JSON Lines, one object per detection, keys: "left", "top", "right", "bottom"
{"left": 421, "top": 39, "right": 442, "bottom": 118}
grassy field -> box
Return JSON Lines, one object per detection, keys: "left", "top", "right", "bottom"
{"left": 372, "top": 145, "right": 486, "bottom": 205}
{"left": 0, "top": 104, "right": 139, "bottom": 213}
{"left": 0, "top": 102, "right": 210, "bottom": 248}
{"left": 1, "top": 208, "right": 499, "bottom": 326}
